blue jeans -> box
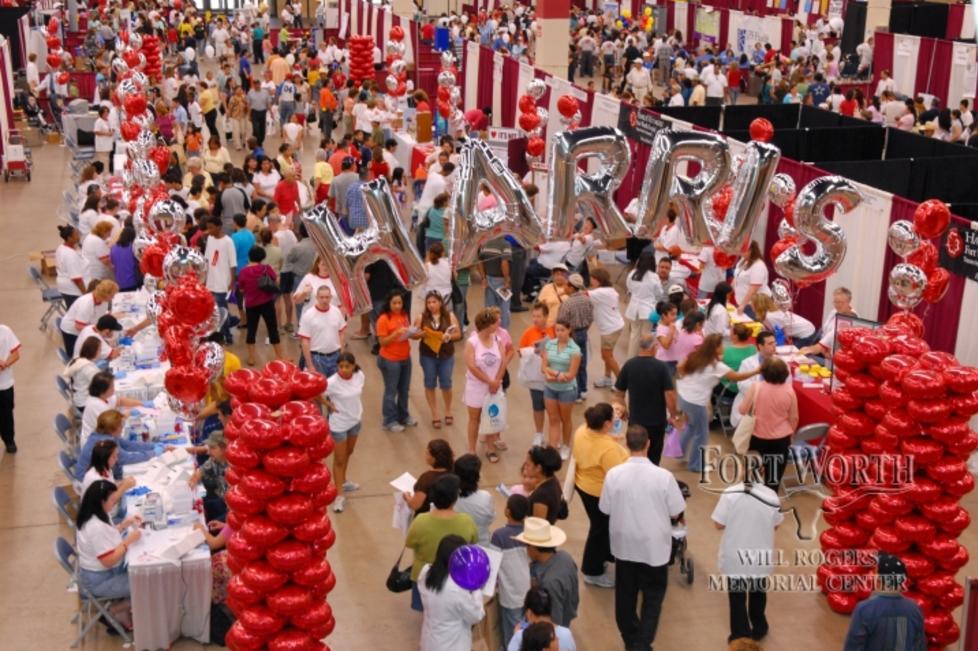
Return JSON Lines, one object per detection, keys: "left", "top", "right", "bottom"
{"left": 211, "top": 291, "right": 232, "bottom": 342}
{"left": 420, "top": 354, "right": 454, "bottom": 389}
{"left": 302, "top": 350, "right": 339, "bottom": 377}
{"left": 678, "top": 397, "right": 709, "bottom": 473}
{"left": 279, "top": 101, "right": 295, "bottom": 126}
{"left": 484, "top": 276, "right": 511, "bottom": 330}
{"left": 529, "top": 388, "right": 545, "bottom": 412}
{"left": 378, "top": 356, "right": 411, "bottom": 426}
{"left": 500, "top": 604, "right": 523, "bottom": 649}
{"left": 572, "top": 328, "right": 588, "bottom": 395}
{"left": 79, "top": 565, "right": 130, "bottom": 599}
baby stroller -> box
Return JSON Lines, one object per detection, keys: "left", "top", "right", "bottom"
{"left": 22, "top": 94, "right": 49, "bottom": 130}
{"left": 669, "top": 480, "right": 694, "bottom": 585}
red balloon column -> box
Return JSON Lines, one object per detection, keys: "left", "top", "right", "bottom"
{"left": 347, "top": 36, "right": 374, "bottom": 85}
{"left": 222, "top": 362, "right": 338, "bottom": 651}
{"left": 140, "top": 33, "right": 163, "bottom": 83}
{"left": 818, "top": 323, "right": 978, "bottom": 649}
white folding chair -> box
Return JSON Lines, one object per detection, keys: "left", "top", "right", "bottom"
{"left": 782, "top": 423, "right": 830, "bottom": 497}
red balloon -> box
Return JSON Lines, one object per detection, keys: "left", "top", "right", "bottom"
{"left": 46, "top": 53, "right": 63, "bottom": 69}
{"left": 389, "top": 25, "right": 405, "bottom": 41}
{"left": 853, "top": 335, "right": 892, "bottom": 365}
{"left": 904, "top": 591, "right": 935, "bottom": 616}
{"left": 292, "top": 560, "right": 332, "bottom": 587}
{"left": 263, "top": 446, "right": 311, "bottom": 477}
{"left": 947, "top": 432, "right": 978, "bottom": 459}
{"left": 749, "top": 117, "right": 774, "bottom": 142}
{"left": 943, "top": 366, "right": 978, "bottom": 395}
{"left": 951, "top": 391, "right": 978, "bottom": 418}
{"left": 711, "top": 184, "right": 733, "bottom": 219}
{"left": 837, "top": 328, "right": 864, "bottom": 348}
{"left": 922, "top": 267, "right": 950, "bottom": 304}
{"left": 900, "top": 437, "right": 945, "bottom": 466}
{"left": 920, "top": 497, "right": 961, "bottom": 525}
{"left": 238, "top": 517, "right": 289, "bottom": 550}
{"left": 937, "top": 546, "right": 969, "bottom": 572}
{"left": 905, "top": 476, "right": 942, "bottom": 504}
{"left": 866, "top": 499, "right": 898, "bottom": 524}
{"left": 437, "top": 86, "right": 450, "bottom": 101}
{"left": 120, "top": 121, "right": 140, "bottom": 142}
{"left": 825, "top": 591, "right": 859, "bottom": 614}
{"left": 518, "top": 112, "right": 541, "bottom": 133}
{"left": 907, "top": 241, "right": 939, "bottom": 274}
{"left": 923, "top": 610, "right": 954, "bottom": 637}
{"left": 239, "top": 605, "right": 286, "bottom": 635}
{"left": 293, "top": 515, "right": 332, "bottom": 542}
{"left": 227, "top": 532, "right": 265, "bottom": 562}
{"left": 913, "top": 199, "right": 951, "bottom": 240}
{"left": 831, "top": 523, "right": 870, "bottom": 547}
{"left": 526, "top": 137, "right": 545, "bottom": 157}
{"left": 226, "top": 439, "right": 261, "bottom": 469}
{"left": 227, "top": 575, "right": 266, "bottom": 606}
{"left": 238, "top": 469, "right": 286, "bottom": 500}
{"left": 893, "top": 515, "right": 937, "bottom": 543}
{"left": 872, "top": 493, "right": 914, "bottom": 517}
{"left": 918, "top": 573, "right": 956, "bottom": 599}
{"left": 279, "top": 400, "right": 320, "bottom": 422}
{"left": 879, "top": 381, "right": 905, "bottom": 404}
{"left": 919, "top": 350, "right": 958, "bottom": 370}
{"left": 437, "top": 100, "right": 452, "bottom": 119}
{"left": 288, "top": 414, "right": 329, "bottom": 447}
{"left": 831, "top": 388, "right": 864, "bottom": 412}
{"left": 267, "top": 541, "right": 314, "bottom": 573}
{"left": 862, "top": 400, "right": 888, "bottom": 422}
{"left": 769, "top": 237, "right": 796, "bottom": 265}
{"left": 837, "top": 412, "right": 876, "bottom": 438}
{"left": 518, "top": 94, "right": 537, "bottom": 114}
{"left": 307, "top": 434, "right": 336, "bottom": 460}
{"left": 249, "top": 377, "right": 292, "bottom": 408}
{"left": 556, "top": 94, "right": 579, "bottom": 118}
{"left": 874, "top": 424, "right": 901, "bottom": 451}
{"left": 891, "top": 335, "right": 931, "bottom": 357}
{"left": 876, "top": 356, "right": 919, "bottom": 385}
{"left": 901, "top": 369, "right": 947, "bottom": 400}
{"left": 231, "top": 401, "right": 273, "bottom": 426}
{"left": 150, "top": 145, "right": 171, "bottom": 175}
{"left": 226, "top": 485, "right": 267, "bottom": 516}
{"left": 227, "top": 511, "right": 247, "bottom": 532}
{"left": 844, "top": 373, "right": 880, "bottom": 398}
{"left": 712, "top": 249, "right": 738, "bottom": 269}
{"left": 224, "top": 621, "right": 268, "bottom": 651}
{"left": 881, "top": 410, "right": 917, "bottom": 437}
{"left": 833, "top": 349, "right": 866, "bottom": 374}
{"left": 937, "top": 583, "right": 965, "bottom": 610}
{"left": 46, "top": 35, "right": 60, "bottom": 49}
{"left": 291, "top": 463, "right": 332, "bottom": 494}
{"left": 140, "top": 244, "right": 166, "bottom": 277}
{"left": 897, "top": 552, "right": 935, "bottom": 579}
{"left": 854, "top": 509, "right": 885, "bottom": 530}
{"left": 225, "top": 369, "right": 263, "bottom": 400}
{"left": 164, "top": 366, "right": 208, "bottom": 403}
{"left": 226, "top": 466, "right": 241, "bottom": 485}
{"left": 123, "top": 93, "right": 147, "bottom": 116}
{"left": 291, "top": 601, "right": 333, "bottom": 631}
{"left": 925, "top": 457, "right": 968, "bottom": 483}
{"left": 266, "top": 585, "right": 314, "bottom": 616}
{"left": 268, "top": 629, "right": 316, "bottom": 651}
{"left": 241, "top": 561, "right": 289, "bottom": 594}
{"left": 907, "top": 398, "right": 951, "bottom": 423}
{"left": 886, "top": 311, "right": 925, "bottom": 338}
{"left": 240, "top": 418, "right": 287, "bottom": 450}
{"left": 944, "top": 472, "right": 975, "bottom": 498}
{"left": 939, "top": 506, "right": 971, "bottom": 536}
{"left": 266, "top": 493, "right": 315, "bottom": 525}
{"left": 291, "top": 371, "right": 327, "bottom": 400}
{"left": 168, "top": 282, "right": 215, "bottom": 326}
{"left": 264, "top": 359, "right": 299, "bottom": 382}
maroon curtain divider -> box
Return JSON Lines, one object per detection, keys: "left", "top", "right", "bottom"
{"left": 914, "top": 37, "right": 937, "bottom": 99}
{"left": 720, "top": 9, "right": 730, "bottom": 48}
{"left": 666, "top": 2, "right": 675, "bottom": 33}
{"left": 871, "top": 31, "right": 894, "bottom": 97}
{"left": 781, "top": 17, "right": 794, "bottom": 54}
{"left": 946, "top": 3, "right": 965, "bottom": 40}
{"left": 534, "top": 69, "right": 553, "bottom": 107}
{"left": 925, "top": 38, "right": 953, "bottom": 101}
{"left": 876, "top": 197, "right": 964, "bottom": 353}
{"left": 579, "top": 89, "right": 595, "bottom": 127}
{"left": 500, "top": 56, "right": 519, "bottom": 129}
{"left": 477, "top": 46, "right": 495, "bottom": 111}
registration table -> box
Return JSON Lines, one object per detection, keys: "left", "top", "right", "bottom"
{"left": 111, "top": 291, "right": 169, "bottom": 401}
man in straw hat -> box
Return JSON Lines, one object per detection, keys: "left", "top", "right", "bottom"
{"left": 515, "top": 518, "right": 579, "bottom": 628}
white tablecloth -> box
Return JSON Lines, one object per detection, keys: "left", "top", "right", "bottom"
{"left": 126, "top": 525, "right": 211, "bottom": 651}
{"left": 392, "top": 131, "right": 417, "bottom": 173}
{"left": 111, "top": 291, "right": 168, "bottom": 400}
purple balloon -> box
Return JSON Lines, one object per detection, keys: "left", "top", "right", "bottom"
{"left": 449, "top": 545, "right": 491, "bottom": 591}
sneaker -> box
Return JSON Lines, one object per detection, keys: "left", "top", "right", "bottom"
{"left": 593, "top": 377, "right": 614, "bottom": 388}
{"left": 342, "top": 481, "right": 360, "bottom": 492}
{"left": 531, "top": 432, "right": 545, "bottom": 447}
{"left": 575, "top": 395, "right": 585, "bottom": 404}
{"left": 559, "top": 445, "right": 571, "bottom": 461}
{"left": 583, "top": 572, "right": 615, "bottom": 588}
{"left": 402, "top": 417, "right": 418, "bottom": 427}
{"left": 384, "top": 423, "right": 405, "bottom": 432}
{"left": 332, "top": 496, "right": 346, "bottom": 513}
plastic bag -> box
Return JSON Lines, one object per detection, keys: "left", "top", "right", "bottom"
{"left": 663, "top": 425, "right": 684, "bottom": 459}
{"left": 517, "top": 347, "right": 546, "bottom": 391}
{"left": 478, "top": 390, "right": 508, "bottom": 435}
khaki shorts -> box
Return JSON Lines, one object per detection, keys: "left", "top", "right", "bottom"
{"left": 600, "top": 329, "right": 623, "bottom": 350}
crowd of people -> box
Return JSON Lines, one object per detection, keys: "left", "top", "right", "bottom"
{"left": 17, "top": 0, "right": 935, "bottom": 649}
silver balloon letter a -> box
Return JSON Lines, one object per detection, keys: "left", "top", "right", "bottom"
{"left": 547, "top": 126, "right": 632, "bottom": 241}
{"left": 303, "top": 178, "right": 426, "bottom": 316}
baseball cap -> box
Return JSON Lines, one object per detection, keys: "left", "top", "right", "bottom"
{"left": 568, "top": 273, "right": 585, "bottom": 289}
{"left": 551, "top": 263, "right": 569, "bottom": 273}
{"left": 667, "top": 284, "right": 685, "bottom": 295}
{"left": 206, "top": 432, "right": 227, "bottom": 448}
{"left": 876, "top": 553, "right": 907, "bottom": 578}
{"left": 96, "top": 315, "right": 123, "bottom": 331}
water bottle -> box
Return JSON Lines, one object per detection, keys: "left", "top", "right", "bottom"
{"left": 774, "top": 325, "right": 786, "bottom": 347}
{"left": 143, "top": 492, "right": 167, "bottom": 530}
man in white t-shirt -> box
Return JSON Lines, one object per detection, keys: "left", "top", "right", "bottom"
{"left": 600, "top": 426, "right": 686, "bottom": 648}
{"left": 703, "top": 65, "right": 728, "bottom": 106}
{"left": 856, "top": 37, "right": 873, "bottom": 76}
{"left": 711, "top": 475, "right": 783, "bottom": 642}
{"left": 203, "top": 217, "right": 238, "bottom": 343}
{"left": 799, "top": 286, "right": 858, "bottom": 359}
{"left": 74, "top": 315, "right": 124, "bottom": 361}
{"left": 298, "top": 285, "right": 347, "bottom": 378}
{"left": 0, "top": 323, "right": 22, "bottom": 453}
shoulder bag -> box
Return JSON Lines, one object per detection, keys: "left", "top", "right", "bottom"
{"left": 732, "top": 384, "right": 757, "bottom": 455}
{"left": 385, "top": 547, "right": 413, "bottom": 593}
{"left": 258, "top": 264, "right": 280, "bottom": 295}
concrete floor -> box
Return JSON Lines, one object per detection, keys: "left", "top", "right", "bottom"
{"left": 0, "top": 116, "right": 973, "bottom": 651}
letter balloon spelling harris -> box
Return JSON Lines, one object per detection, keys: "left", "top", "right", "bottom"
{"left": 303, "top": 178, "right": 426, "bottom": 315}
{"left": 448, "top": 139, "right": 545, "bottom": 268}
{"left": 546, "top": 126, "right": 632, "bottom": 241}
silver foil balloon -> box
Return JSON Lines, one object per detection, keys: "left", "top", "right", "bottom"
{"left": 385, "top": 41, "right": 402, "bottom": 57}
{"left": 197, "top": 304, "right": 226, "bottom": 336}
{"left": 437, "top": 70, "right": 457, "bottom": 88}
{"left": 771, "top": 278, "right": 793, "bottom": 311}
{"left": 705, "top": 141, "right": 780, "bottom": 255}
{"left": 142, "top": 274, "right": 161, "bottom": 292}
{"left": 111, "top": 58, "right": 130, "bottom": 76}
{"left": 303, "top": 178, "right": 426, "bottom": 316}
{"left": 163, "top": 245, "right": 207, "bottom": 283}
{"left": 145, "top": 290, "right": 166, "bottom": 323}
{"left": 131, "top": 158, "right": 161, "bottom": 188}
{"left": 773, "top": 176, "right": 861, "bottom": 286}
{"left": 777, "top": 218, "right": 799, "bottom": 241}
{"left": 637, "top": 130, "right": 731, "bottom": 245}
{"left": 526, "top": 78, "right": 547, "bottom": 100}
{"left": 131, "top": 113, "right": 154, "bottom": 131}
{"left": 446, "top": 139, "right": 545, "bottom": 270}
{"left": 385, "top": 75, "right": 399, "bottom": 93}
{"left": 440, "top": 51, "right": 456, "bottom": 69}
{"left": 535, "top": 107, "right": 548, "bottom": 130}
{"left": 146, "top": 199, "right": 184, "bottom": 236}
{"left": 450, "top": 86, "right": 461, "bottom": 106}
{"left": 117, "top": 77, "right": 140, "bottom": 98}
{"left": 132, "top": 234, "right": 155, "bottom": 259}
{"left": 391, "top": 59, "right": 407, "bottom": 76}
{"left": 129, "top": 71, "right": 149, "bottom": 88}
{"left": 888, "top": 263, "right": 927, "bottom": 309}
{"left": 769, "top": 173, "right": 796, "bottom": 208}
{"left": 128, "top": 32, "right": 143, "bottom": 50}
{"left": 167, "top": 395, "right": 204, "bottom": 421}
{"left": 547, "top": 127, "right": 632, "bottom": 242}
{"left": 887, "top": 219, "right": 922, "bottom": 259}
{"left": 129, "top": 128, "right": 156, "bottom": 159}
{"left": 194, "top": 341, "right": 225, "bottom": 383}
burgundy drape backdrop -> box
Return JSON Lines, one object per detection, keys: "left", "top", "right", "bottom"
{"left": 477, "top": 46, "right": 494, "bottom": 111}
{"left": 500, "top": 57, "right": 519, "bottom": 129}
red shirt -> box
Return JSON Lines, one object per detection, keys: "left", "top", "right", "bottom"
{"left": 421, "top": 23, "right": 435, "bottom": 40}
{"left": 274, "top": 180, "right": 300, "bottom": 216}
{"left": 416, "top": 101, "right": 431, "bottom": 113}
{"left": 839, "top": 99, "right": 858, "bottom": 116}
{"left": 370, "top": 160, "right": 390, "bottom": 180}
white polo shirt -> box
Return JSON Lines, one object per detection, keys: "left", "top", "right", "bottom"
{"left": 599, "top": 457, "right": 686, "bottom": 567}
{"left": 81, "top": 234, "right": 112, "bottom": 285}
{"left": 56, "top": 244, "right": 86, "bottom": 297}
{"left": 0, "top": 325, "right": 21, "bottom": 391}
{"left": 297, "top": 305, "right": 347, "bottom": 354}
{"left": 81, "top": 395, "right": 117, "bottom": 445}
{"left": 61, "top": 293, "right": 110, "bottom": 336}
{"left": 204, "top": 234, "right": 238, "bottom": 293}
{"left": 77, "top": 516, "right": 124, "bottom": 572}
{"left": 74, "top": 325, "right": 112, "bottom": 360}
{"left": 711, "top": 483, "right": 784, "bottom": 577}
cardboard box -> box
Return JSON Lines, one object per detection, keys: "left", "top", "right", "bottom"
{"left": 30, "top": 251, "right": 57, "bottom": 277}
{"left": 47, "top": 132, "right": 63, "bottom": 145}
{"left": 416, "top": 111, "right": 433, "bottom": 143}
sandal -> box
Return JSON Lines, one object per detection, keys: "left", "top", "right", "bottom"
{"left": 444, "top": 415, "right": 454, "bottom": 426}
{"left": 247, "top": 359, "right": 256, "bottom": 367}
{"left": 493, "top": 440, "right": 509, "bottom": 451}
{"left": 432, "top": 419, "right": 442, "bottom": 429}
{"left": 486, "top": 450, "right": 500, "bottom": 464}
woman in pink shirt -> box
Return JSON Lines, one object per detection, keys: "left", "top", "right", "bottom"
{"left": 673, "top": 311, "right": 705, "bottom": 364}
{"left": 654, "top": 302, "right": 680, "bottom": 374}
{"left": 738, "top": 357, "right": 798, "bottom": 490}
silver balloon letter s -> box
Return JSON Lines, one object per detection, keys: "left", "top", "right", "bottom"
{"left": 773, "top": 176, "right": 861, "bottom": 286}
{"left": 547, "top": 126, "right": 632, "bottom": 241}
{"left": 448, "top": 139, "right": 544, "bottom": 269}
{"left": 303, "top": 178, "right": 426, "bottom": 316}
{"left": 638, "top": 130, "right": 730, "bottom": 245}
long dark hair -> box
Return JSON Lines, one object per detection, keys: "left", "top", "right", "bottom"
{"left": 454, "top": 454, "right": 481, "bottom": 498}
{"left": 681, "top": 333, "right": 724, "bottom": 376}
{"left": 428, "top": 438, "right": 454, "bottom": 471}
{"left": 382, "top": 289, "right": 406, "bottom": 315}
{"left": 740, "top": 241, "right": 763, "bottom": 269}
{"left": 707, "top": 282, "right": 733, "bottom": 318}
{"left": 422, "top": 291, "right": 451, "bottom": 330}
{"left": 76, "top": 480, "right": 116, "bottom": 529}
{"left": 91, "top": 439, "right": 117, "bottom": 476}
{"left": 423, "top": 534, "right": 467, "bottom": 593}
{"left": 632, "top": 250, "right": 655, "bottom": 282}
{"left": 336, "top": 351, "right": 360, "bottom": 373}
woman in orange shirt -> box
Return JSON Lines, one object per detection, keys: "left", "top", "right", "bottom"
{"left": 376, "top": 291, "right": 422, "bottom": 431}
{"left": 518, "top": 303, "right": 556, "bottom": 447}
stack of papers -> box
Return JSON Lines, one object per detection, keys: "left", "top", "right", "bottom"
{"left": 158, "top": 529, "right": 206, "bottom": 565}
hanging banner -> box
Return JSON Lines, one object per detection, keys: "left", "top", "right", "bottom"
{"left": 941, "top": 222, "right": 978, "bottom": 283}
{"left": 616, "top": 104, "right": 669, "bottom": 145}
{"left": 694, "top": 8, "right": 721, "bottom": 44}
{"left": 486, "top": 127, "right": 521, "bottom": 166}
